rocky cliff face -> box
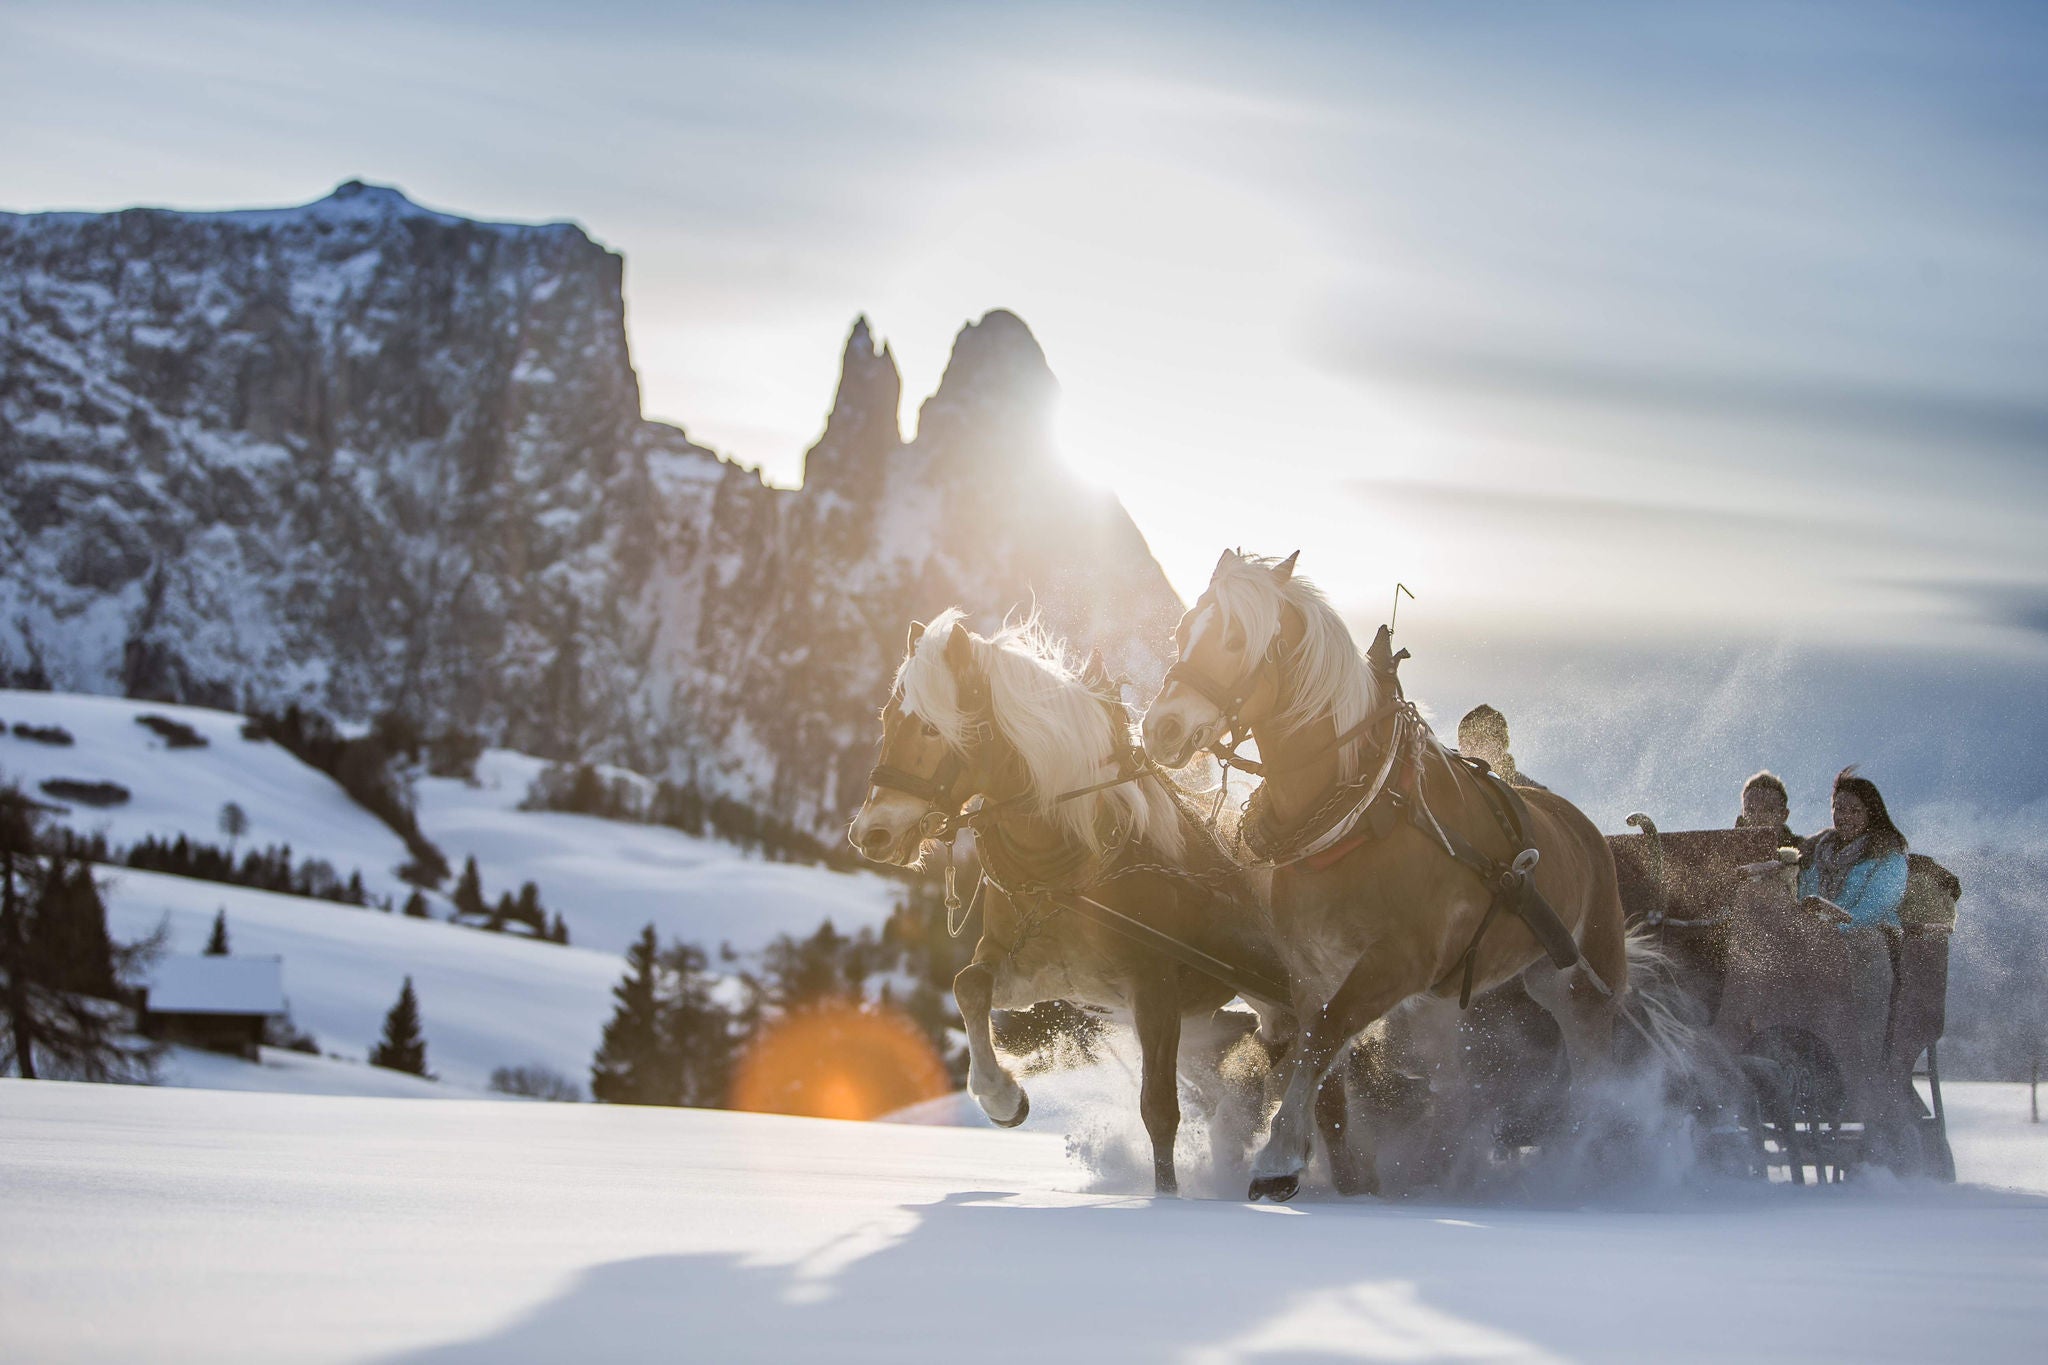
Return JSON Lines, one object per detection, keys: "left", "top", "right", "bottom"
{"left": 0, "top": 182, "right": 1182, "bottom": 835}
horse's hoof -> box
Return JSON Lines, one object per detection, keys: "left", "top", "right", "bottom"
{"left": 990, "top": 1091, "right": 1030, "bottom": 1129}
{"left": 1248, "top": 1173, "right": 1300, "bottom": 1203}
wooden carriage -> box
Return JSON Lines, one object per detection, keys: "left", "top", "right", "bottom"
{"left": 1606, "top": 821, "right": 1958, "bottom": 1183}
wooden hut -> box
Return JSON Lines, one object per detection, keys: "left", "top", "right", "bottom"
{"left": 141, "top": 955, "right": 286, "bottom": 1060}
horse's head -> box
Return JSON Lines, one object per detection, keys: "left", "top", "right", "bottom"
{"left": 849, "top": 614, "right": 994, "bottom": 866}
{"left": 1142, "top": 548, "right": 1299, "bottom": 768}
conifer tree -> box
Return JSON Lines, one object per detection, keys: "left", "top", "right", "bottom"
{"left": 205, "top": 908, "right": 230, "bottom": 956}
{"left": 368, "top": 977, "right": 431, "bottom": 1077}
{"left": 660, "top": 941, "right": 735, "bottom": 1108}
{"left": 591, "top": 925, "right": 668, "bottom": 1104}
{"left": 547, "top": 913, "right": 570, "bottom": 946}
{"left": 452, "top": 856, "right": 486, "bottom": 920}
{"left": 1, "top": 788, "right": 156, "bottom": 1081}
{"left": 1, "top": 792, "right": 46, "bottom": 1078}
{"left": 514, "top": 882, "right": 545, "bottom": 933}
{"left": 401, "top": 890, "right": 430, "bottom": 919}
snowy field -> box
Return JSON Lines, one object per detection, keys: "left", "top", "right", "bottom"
{"left": 2, "top": 1079, "right": 2044, "bottom": 1364}
{"left": 102, "top": 868, "right": 622, "bottom": 1093}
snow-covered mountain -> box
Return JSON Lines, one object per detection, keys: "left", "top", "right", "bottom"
{"left": 0, "top": 181, "right": 1182, "bottom": 836}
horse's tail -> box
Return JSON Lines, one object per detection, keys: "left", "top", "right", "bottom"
{"left": 1617, "top": 927, "right": 1706, "bottom": 1074}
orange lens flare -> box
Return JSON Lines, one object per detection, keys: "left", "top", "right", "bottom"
{"left": 728, "top": 1000, "right": 951, "bottom": 1121}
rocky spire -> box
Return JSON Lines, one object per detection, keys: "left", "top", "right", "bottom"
{"left": 913, "top": 310, "right": 1058, "bottom": 459}
{"left": 800, "top": 315, "right": 903, "bottom": 496}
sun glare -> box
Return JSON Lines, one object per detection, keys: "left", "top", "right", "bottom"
{"left": 729, "top": 1001, "right": 953, "bottom": 1122}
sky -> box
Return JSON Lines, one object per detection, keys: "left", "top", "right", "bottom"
{"left": 3, "top": 0, "right": 2044, "bottom": 811}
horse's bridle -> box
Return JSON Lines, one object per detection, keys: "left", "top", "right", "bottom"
{"left": 866, "top": 678, "right": 996, "bottom": 840}
{"left": 1160, "top": 602, "right": 1286, "bottom": 775}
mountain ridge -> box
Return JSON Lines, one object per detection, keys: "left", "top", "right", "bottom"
{"left": 0, "top": 181, "right": 1182, "bottom": 837}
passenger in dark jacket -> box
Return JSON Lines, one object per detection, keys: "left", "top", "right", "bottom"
{"left": 1735, "top": 769, "right": 1802, "bottom": 853}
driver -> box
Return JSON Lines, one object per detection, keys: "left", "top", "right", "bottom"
{"left": 1457, "top": 705, "right": 1546, "bottom": 790}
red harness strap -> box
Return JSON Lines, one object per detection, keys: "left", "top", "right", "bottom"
{"left": 1294, "top": 738, "right": 1426, "bottom": 873}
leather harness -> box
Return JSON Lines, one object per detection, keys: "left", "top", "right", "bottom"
{"left": 1181, "top": 621, "right": 1586, "bottom": 1008}
{"left": 866, "top": 672, "right": 1294, "bottom": 1011}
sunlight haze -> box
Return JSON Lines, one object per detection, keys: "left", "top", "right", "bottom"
{"left": 4, "top": 0, "right": 2042, "bottom": 653}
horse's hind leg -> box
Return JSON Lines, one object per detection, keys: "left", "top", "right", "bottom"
{"left": 1132, "top": 967, "right": 1184, "bottom": 1196}
{"left": 955, "top": 959, "right": 1029, "bottom": 1127}
{"left": 1522, "top": 958, "right": 1622, "bottom": 1092}
{"left": 1314, "top": 1057, "right": 1377, "bottom": 1197}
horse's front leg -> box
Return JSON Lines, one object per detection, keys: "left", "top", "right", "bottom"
{"left": 1132, "top": 966, "right": 1185, "bottom": 1196}
{"left": 1251, "top": 965, "right": 1414, "bottom": 1202}
{"left": 955, "top": 953, "right": 1029, "bottom": 1127}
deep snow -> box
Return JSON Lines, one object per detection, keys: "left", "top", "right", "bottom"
{"left": 1, "top": 1079, "right": 2044, "bottom": 1364}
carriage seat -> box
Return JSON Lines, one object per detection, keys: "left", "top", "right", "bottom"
{"left": 1887, "top": 855, "right": 1959, "bottom": 1076}
{"left": 1899, "top": 853, "right": 1960, "bottom": 929}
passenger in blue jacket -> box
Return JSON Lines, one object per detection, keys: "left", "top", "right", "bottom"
{"left": 1798, "top": 768, "right": 1909, "bottom": 930}
{"left": 1799, "top": 769, "right": 1910, "bottom": 1118}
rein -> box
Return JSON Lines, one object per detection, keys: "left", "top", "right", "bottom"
{"left": 871, "top": 670, "right": 1286, "bottom": 1004}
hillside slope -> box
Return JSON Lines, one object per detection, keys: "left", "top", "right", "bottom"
{"left": 103, "top": 868, "right": 621, "bottom": 1092}
{"left": 2, "top": 687, "right": 902, "bottom": 953}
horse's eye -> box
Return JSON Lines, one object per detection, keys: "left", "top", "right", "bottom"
{"left": 921, "top": 720, "right": 940, "bottom": 738}
{"left": 1225, "top": 626, "right": 1246, "bottom": 652}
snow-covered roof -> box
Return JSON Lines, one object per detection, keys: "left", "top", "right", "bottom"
{"left": 147, "top": 955, "right": 287, "bottom": 1016}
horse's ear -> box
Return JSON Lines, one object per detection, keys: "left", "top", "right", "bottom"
{"left": 1082, "top": 647, "right": 1109, "bottom": 685}
{"left": 944, "top": 620, "right": 975, "bottom": 674}
{"left": 906, "top": 620, "right": 925, "bottom": 653}
{"left": 1272, "top": 550, "right": 1300, "bottom": 583}
{"left": 1212, "top": 548, "right": 1236, "bottom": 581}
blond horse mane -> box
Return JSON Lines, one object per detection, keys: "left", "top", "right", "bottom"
{"left": 896, "top": 608, "right": 1185, "bottom": 860}
{"left": 1206, "top": 552, "right": 1380, "bottom": 783}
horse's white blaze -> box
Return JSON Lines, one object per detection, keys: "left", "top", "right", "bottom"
{"left": 848, "top": 788, "right": 929, "bottom": 865}
{"left": 1140, "top": 685, "right": 1221, "bottom": 769}
{"left": 1203, "top": 552, "right": 1379, "bottom": 782}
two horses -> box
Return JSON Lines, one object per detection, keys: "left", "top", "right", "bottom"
{"left": 852, "top": 552, "right": 1648, "bottom": 1201}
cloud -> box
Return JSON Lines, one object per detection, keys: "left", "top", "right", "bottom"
{"left": 1329, "top": 337, "right": 2048, "bottom": 466}
{"left": 1890, "top": 579, "right": 2048, "bottom": 642}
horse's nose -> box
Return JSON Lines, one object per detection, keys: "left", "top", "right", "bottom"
{"left": 858, "top": 823, "right": 894, "bottom": 856}
{"left": 1151, "top": 714, "right": 1184, "bottom": 754}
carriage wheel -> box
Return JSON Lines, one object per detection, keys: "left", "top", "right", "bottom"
{"left": 1742, "top": 1027, "right": 1846, "bottom": 1184}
